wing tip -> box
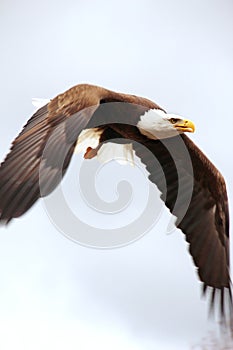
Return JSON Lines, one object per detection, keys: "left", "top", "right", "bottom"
{"left": 202, "top": 283, "right": 233, "bottom": 335}
{"left": 0, "top": 216, "right": 12, "bottom": 227}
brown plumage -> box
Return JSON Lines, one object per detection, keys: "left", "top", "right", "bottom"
{"left": 0, "top": 83, "right": 231, "bottom": 324}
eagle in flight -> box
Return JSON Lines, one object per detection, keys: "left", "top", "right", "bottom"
{"left": 0, "top": 84, "right": 231, "bottom": 325}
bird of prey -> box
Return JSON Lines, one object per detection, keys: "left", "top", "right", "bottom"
{"left": 0, "top": 83, "right": 231, "bottom": 324}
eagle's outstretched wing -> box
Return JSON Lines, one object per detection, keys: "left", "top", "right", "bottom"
{"left": 0, "top": 84, "right": 159, "bottom": 222}
{"left": 103, "top": 124, "right": 232, "bottom": 321}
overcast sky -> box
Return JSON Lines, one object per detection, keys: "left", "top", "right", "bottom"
{"left": 0, "top": 0, "right": 233, "bottom": 349}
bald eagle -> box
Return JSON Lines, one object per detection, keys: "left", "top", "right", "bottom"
{"left": 0, "top": 84, "right": 231, "bottom": 325}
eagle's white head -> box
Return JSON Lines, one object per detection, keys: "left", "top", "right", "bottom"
{"left": 137, "top": 109, "right": 195, "bottom": 140}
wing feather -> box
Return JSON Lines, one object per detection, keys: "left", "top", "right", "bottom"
{"left": 103, "top": 124, "right": 231, "bottom": 320}
{"left": 133, "top": 134, "right": 231, "bottom": 319}
{"left": 0, "top": 84, "right": 161, "bottom": 223}
{"left": 0, "top": 97, "right": 99, "bottom": 222}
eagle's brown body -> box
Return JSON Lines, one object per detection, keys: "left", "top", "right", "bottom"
{"left": 0, "top": 84, "right": 231, "bottom": 324}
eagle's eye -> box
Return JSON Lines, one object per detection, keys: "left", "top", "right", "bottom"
{"left": 170, "top": 118, "right": 180, "bottom": 124}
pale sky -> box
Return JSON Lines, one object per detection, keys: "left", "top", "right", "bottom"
{"left": 0, "top": 1, "right": 233, "bottom": 349}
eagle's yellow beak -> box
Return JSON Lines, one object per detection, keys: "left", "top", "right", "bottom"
{"left": 175, "top": 119, "right": 195, "bottom": 133}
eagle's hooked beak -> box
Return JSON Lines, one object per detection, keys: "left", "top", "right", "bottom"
{"left": 175, "top": 119, "right": 195, "bottom": 133}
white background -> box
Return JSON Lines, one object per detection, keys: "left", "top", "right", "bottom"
{"left": 0, "top": 1, "right": 233, "bottom": 349}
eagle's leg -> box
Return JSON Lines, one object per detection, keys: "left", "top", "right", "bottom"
{"left": 84, "top": 146, "right": 100, "bottom": 159}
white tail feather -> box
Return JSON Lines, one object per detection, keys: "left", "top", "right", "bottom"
{"left": 32, "top": 98, "right": 50, "bottom": 110}
{"left": 75, "top": 128, "right": 103, "bottom": 154}
{"left": 75, "top": 128, "right": 135, "bottom": 166}
{"left": 97, "top": 143, "right": 134, "bottom": 166}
